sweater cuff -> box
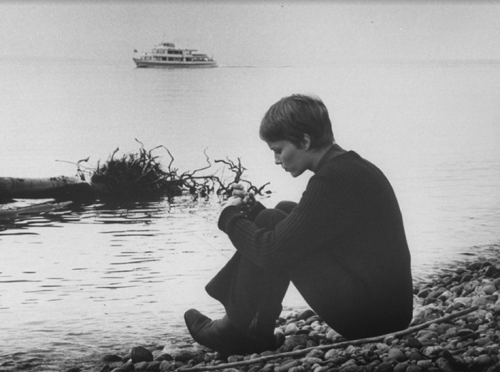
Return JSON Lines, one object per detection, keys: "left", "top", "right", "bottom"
{"left": 245, "top": 201, "right": 266, "bottom": 222}
{"left": 218, "top": 205, "right": 241, "bottom": 233}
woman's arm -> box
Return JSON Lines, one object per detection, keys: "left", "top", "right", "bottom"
{"left": 218, "top": 176, "right": 353, "bottom": 270}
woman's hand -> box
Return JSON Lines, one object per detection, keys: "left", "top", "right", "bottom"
{"left": 231, "top": 183, "right": 247, "bottom": 200}
{"left": 224, "top": 196, "right": 244, "bottom": 208}
{"left": 224, "top": 184, "right": 256, "bottom": 212}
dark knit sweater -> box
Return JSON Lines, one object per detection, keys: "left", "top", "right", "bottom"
{"left": 218, "top": 150, "right": 413, "bottom": 338}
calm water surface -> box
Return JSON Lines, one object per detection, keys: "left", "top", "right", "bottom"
{"left": 1, "top": 58, "right": 499, "bottom": 367}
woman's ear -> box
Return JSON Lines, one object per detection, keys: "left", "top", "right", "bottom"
{"left": 301, "top": 134, "right": 312, "bottom": 150}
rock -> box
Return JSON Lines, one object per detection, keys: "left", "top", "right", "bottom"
{"left": 408, "top": 351, "right": 425, "bottom": 362}
{"left": 281, "top": 334, "right": 309, "bottom": 352}
{"left": 131, "top": 346, "right": 154, "bottom": 363}
{"left": 437, "top": 290, "right": 453, "bottom": 301}
{"left": 313, "top": 367, "right": 328, "bottom": 372}
{"left": 417, "top": 288, "right": 431, "bottom": 298}
{"left": 404, "top": 338, "right": 422, "bottom": 348}
{"left": 481, "top": 284, "right": 497, "bottom": 295}
{"left": 159, "top": 360, "right": 172, "bottom": 372}
{"left": 456, "top": 328, "right": 478, "bottom": 340}
{"left": 306, "top": 349, "right": 325, "bottom": 359}
{"left": 406, "top": 365, "right": 422, "bottom": 372}
{"left": 326, "top": 328, "right": 341, "bottom": 341}
{"left": 387, "top": 348, "right": 406, "bottom": 362}
{"left": 422, "top": 346, "right": 443, "bottom": 358}
{"left": 340, "top": 365, "right": 362, "bottom": 372}
{"left": 120, "top": 363, "right": 134, "bottom": 372}
{"left": 416, "top": 330, "right": 438, "bottom": 342}
{"left": 381, "top": 335, "right": 394, "bottom": 345}
{"left": 485, "top": 265, "right": 500, "bottom": 278}
{"left": 227, "top": 355, "right": 244, "bottom": 363}
{"left": 393, "top": 362, "right": 409, "bottom": 372}
{"left": 476, "top": 354, "right": 493, "bottom": 366}
{"left": 460, "top": 273, "right": 473, "bottom": 283}
{"left": 275, "top": 360, "right": 300, "bottom": 372}
{"left": 416, "top": 360, "right": 433, "bottom": 370}
{"left": 445, "top": 302, "right": 464, "bottom": 313}
{"left": 325, "top": 348, "right": 343, "bottom": 360}
{"left": 102, "top": 355, "right": 123, "bottom": 363}
{"left": 134, "top": 361, "right": 150, "bottom": 371}
{"left": 476, "top": 337, "right": 492, "bottom": 347}
{"left": 454, "top": 297, "right": 473, "bottom": 306}
{"left": 285, "top": 322, "right": 300, "bottom": 335}
{"left": 444, "top": 326, "right": 458, "bottom": 337}
{"left": 301, "top": 357, "right": 323, "bottom": 365}
{"left": 248, "top": 366, "right": 263, "bottom": 372}
{"left": 156, "top": 353, "right": 173, "bottom": 362}
{"left": 464, "top": 322, "right": 480, "bottom": 331}
{"left": 275, "top": 330, "right": 286, "bottom": 348}
{"left": 435, "top": 357, "right": 454, "bottom": 372}
{"left": 285, "top": 311, "right": 299, "bottom": 319}
{"left": 485, "top": 344, "right": 500, "bottom": 354}
{"left": 345, "top": 345, "right": 361, "bottom": 356}
{"left": 296, "top": 309, "right": 316, "bottom": 321}
{"left": 146, "top": 361, "right": 161, "bottom": 372}
{"left": 374, "top": 361, "right": 394, "bottom": 372}
{"left": 376, "top": 343, "right": 390, "bottom": 352}
{"left": 306, "top": 339, "right": 318, "bottom": 348}
{"left": 472, "top": 296, "right": 489, "bottom": 307}
{"left": 175, "top": 351, "right": 199, "bottom": 362}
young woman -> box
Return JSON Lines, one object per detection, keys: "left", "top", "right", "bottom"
{"left": 185, "top": 94, "right": 413, "bottom": 356}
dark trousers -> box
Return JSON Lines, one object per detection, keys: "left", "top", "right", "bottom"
{"left": 205, "top": 201, "right": 297, "bottom": 336}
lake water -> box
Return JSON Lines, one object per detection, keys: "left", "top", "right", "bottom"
{"left": 1, "top": 58, "right": 499, "bottom": 368}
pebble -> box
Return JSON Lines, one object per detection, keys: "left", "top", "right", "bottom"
{"left": 387, "top": 348, "right": 406, "bottom": 362}
{"left": 130, "top": 346, "right": 154, "bottom": 363}
{"left": 285, "top": 322, "right": 300, "bottom": 335}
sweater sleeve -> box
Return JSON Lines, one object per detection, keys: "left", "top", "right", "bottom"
{"left": 218, "top": 201, "right": 266, "bottom": 232}
{"left": 218, "top": 176, "right": 354, "bottom": 270}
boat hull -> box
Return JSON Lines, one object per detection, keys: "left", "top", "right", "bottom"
{"left": 133, "top": 58, "right": 217, "bottom": 68}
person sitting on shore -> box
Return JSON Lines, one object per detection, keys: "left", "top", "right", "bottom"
{"left": 184, "top": 94, "right": 414, "bottom": 356}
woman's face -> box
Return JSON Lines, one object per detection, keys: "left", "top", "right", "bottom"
{"left": 267, "top": 140, "right": 310, "bottom": 178}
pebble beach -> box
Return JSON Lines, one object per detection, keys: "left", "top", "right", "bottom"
{"left": 2, "top": 245, "right": 500, "bottom": 372}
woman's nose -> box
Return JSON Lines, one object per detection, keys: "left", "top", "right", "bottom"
{"left": 274, "top": 154, "right": 281, "bottom": 165}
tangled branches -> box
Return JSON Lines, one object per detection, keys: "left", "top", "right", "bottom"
{"left": 76, "top": 140, "right": 271, "bottom": 201}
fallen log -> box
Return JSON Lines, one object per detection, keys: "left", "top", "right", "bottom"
{"left": 0, "top": 145, "right": 272, "bottom": 203}
{"left": 0, "top": 176, "right": 96, "bottom": 202}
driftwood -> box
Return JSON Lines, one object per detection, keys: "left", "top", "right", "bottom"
{"left": 0, "top": 143, "right": 271, "bottom": 203}
{"left": 178, "top": 306, "right": 479, "bottom": 372}
{"left": 0, "top": 176, "right": 94, "bottom": 202}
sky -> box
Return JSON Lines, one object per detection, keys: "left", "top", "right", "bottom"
{"left": 0, "top": 1, "right": 500, "bottom": 66}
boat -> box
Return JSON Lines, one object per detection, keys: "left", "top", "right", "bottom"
{"left": 133, "top": 42, "right": 217, "bottom": 68}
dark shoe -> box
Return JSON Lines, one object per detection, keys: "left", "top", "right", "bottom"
{"left": 184, "top": 309, "right": 279, "bottom": 356}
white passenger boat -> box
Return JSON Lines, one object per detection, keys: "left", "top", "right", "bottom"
{"left": 133, "top": 42, "right": 217, "bottom": 68}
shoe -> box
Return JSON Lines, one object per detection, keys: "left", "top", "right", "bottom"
{"left": 184, "top": 309, "right": 280, "bottom": 356}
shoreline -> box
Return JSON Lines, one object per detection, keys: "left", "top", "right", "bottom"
{"left": 2, "top": 245, "right": 500, "bottom": 372}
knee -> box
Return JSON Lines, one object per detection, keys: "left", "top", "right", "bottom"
{"left": 254, "top": 208, "right": 288, "bottom": 229}
{"left": 274, "top": 201, "right": 297, "bottom": 214}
